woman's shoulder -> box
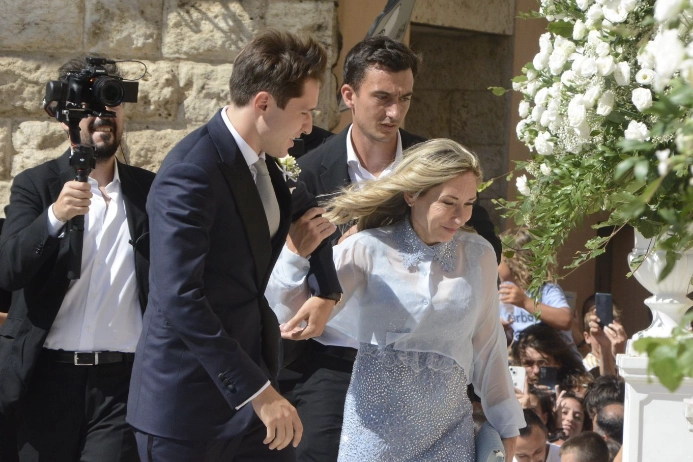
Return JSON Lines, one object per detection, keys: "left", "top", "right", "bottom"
{"left": 455, "top": 230, "right": 495, "bottom": 256}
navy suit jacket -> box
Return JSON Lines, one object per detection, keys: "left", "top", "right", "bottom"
{"left": 127, "top": 110, "right": 339, "bottom": 440}
{"left": 0, "top": 152, "right": 153, "bottom": 412}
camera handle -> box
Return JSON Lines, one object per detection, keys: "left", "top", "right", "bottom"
{"left": 64, "top": 117, "right": 95, "bottom": 280}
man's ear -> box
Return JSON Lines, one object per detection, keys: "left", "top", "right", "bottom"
{"left": 253, "top": 91, "right": 271, "bottom": 113}
{"left": 341, "top": 84, "right": 356, "bottom": 109}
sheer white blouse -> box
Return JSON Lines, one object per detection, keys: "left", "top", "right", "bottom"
{"left": 266, "top": 219, "right": 525, "bottom": 438}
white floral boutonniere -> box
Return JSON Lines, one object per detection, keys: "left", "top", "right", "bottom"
{"left": 277, "top": 155, "right": 301, "bottom": 182}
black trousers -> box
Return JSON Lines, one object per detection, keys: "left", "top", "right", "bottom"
{"left": 134, "top": 413, "right": 296, "bottom": 462}
{"left": 16, "top": 350, "right": 138, "bottom": 462}
{"left": 279, "top": 340, "right": 355, "bottom": 462}
{"left": 0, "top": 410, "right": 19, "bottom": 462}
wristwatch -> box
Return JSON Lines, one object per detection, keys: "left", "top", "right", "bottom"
{"left": 317, "top": 292, "right": 343, "bottom": 307}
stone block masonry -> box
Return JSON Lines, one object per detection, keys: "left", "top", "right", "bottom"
{"left": 0, "top": 0, "right": 339, "bottom": 215}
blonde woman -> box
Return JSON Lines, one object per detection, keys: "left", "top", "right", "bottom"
{"left": 268, "top": 139, "right": 524, "bottom": 461}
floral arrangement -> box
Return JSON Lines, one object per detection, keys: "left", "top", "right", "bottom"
{"left": 493, "top": 0, "right": 693, "bottom": 292}
{"left": 492, "top": 0, "right": 693, "bottom": 390}
{"left": 277, "top": 154, "right": 301, "bottom": 182}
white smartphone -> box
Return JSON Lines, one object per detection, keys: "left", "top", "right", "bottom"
{"left": 509, "top": 365, "right": 526, "bottom": 391}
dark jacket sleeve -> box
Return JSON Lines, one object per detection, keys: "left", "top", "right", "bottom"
{"left": 0, "top": 170, "right": 63, "bottom": 292}
{"left": 287, "top": 177, "right": 342, "bottom": 296}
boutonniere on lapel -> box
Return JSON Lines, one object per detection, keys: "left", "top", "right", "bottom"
{"left": 277, "top": 155, "right": 301, "bottom": 193}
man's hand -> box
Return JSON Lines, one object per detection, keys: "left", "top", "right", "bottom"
{"left": 251, "top": 386, "right": 303, "bottom": 450}
{"left": 0, "top": 312, "right": 7, "bottom": 327}
{"left": 516, "top": 375, "right": 531, "bottom": 409}
{"left": 588, "top": 314, "right": 611, "bottom": 349}
{"left": 280, "top": 296, "right": 336, "bottom": 340}
{"left": 287, "top": 207, "right": 336, "bottom": 257}
{"left": 501, "top": 436, "right": 517, "bottom": 461}
{"left": 589, "top": 314, "right": 619, "bottom": 376}
{"left": 53, "top": 181, "right": 92, "bottom": 222}
{"left": 605, "top": 321, "right": 627, "bottom": 356}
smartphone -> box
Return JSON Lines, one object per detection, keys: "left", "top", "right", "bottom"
{"left": 595, "top": 292, "right": 614, "bottom": 329}
{"left": 538, "top": 366, "right": 558, "bottom": 391}
{"left": 509, "top": 366, "right": 526, "bottom": 390}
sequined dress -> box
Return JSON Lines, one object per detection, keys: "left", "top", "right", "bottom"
{"left": 338, "top": 344, "right": 474, "bottom": 461}
{"left": 267, "top": 218, "right": 526, "bottom": 461}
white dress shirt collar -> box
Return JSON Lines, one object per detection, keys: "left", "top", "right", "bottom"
{"left": 346, "top": 124, "right": 402, "bottom": 184}
{"left": 221, "top": 106, "right": 265, "bottom": 167}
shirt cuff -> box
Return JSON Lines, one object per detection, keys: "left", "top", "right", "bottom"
{"left": 235, "top": 381, "right": 271, "bottom": 410}
{"left": 47, "top": 204, "right": 66, "bottom": 237}
{"left": 275, "top": 245, "right": 311, "bottom": 283}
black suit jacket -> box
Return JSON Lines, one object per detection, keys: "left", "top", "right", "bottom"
{"left": 297, "top": 125, "right": 503, "bottom": 260}
{"left": 127, "top": 110, "right": 340, "bottom": 441}
{"left": 0, "top": 151, "right": 154, "bottom": 412}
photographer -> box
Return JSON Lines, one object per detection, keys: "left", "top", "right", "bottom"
{"left": 0, "top": 55, "right": 154, "bottom": 461}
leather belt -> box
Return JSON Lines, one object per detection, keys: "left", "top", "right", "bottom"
{"left": 43, "top": 349, "right": 135, "bottom": 366}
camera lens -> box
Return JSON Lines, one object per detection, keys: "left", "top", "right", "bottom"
{"left": 91, "top": 76, "right": 125, "bottom": 107}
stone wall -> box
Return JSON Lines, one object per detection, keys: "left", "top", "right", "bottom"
{"left": 0, "top": 0, "right": 340, "bottom": 214}
{"left": 407, "top": 26, "right": 514, "bottom": 227}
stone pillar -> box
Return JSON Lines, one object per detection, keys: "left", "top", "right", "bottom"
{"left": 617, "top": 354, "right": 693, "bottom": 461}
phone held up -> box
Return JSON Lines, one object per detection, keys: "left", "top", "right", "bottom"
{"left": 509, "top": 366, "right": 526, "bottom": 391}
{"left": 538, "top": 366, "right": 558, "bottom": 392}
{"left": 595, "top": 292, "right": 614, "bottom": 329}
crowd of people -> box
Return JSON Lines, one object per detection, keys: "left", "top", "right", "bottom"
{"left": 0, "top": 28, "right": 629, "bottom": 462}
{"left": 504, "top": 240, "right": 628, "bottom": 462}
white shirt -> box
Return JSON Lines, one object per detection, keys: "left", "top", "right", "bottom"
{"left": 44, "top": 165, "right": 141, "bottom": 352}
{"left": 346, "top": 124, "right": 403, "bottom": 185}
{"left": 220, "top": 106, "right": 271, "bottom": 407}
{"left": 267, "top": 220, "right": 525, "bottom": 438}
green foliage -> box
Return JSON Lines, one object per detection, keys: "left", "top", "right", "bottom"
{"left": 547, "top": 20, "right": 574, "bottom": 38}
{"left": 507, "top": 0, "right": 693, "bottom": 390}
{"left": 488, "top": 86, "right": 509, "bottom": 96}
{"left": 633, "top": 313, "right": 693, "bottom": 392}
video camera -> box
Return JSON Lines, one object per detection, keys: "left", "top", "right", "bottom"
{"left": 43, "top": 57, "right": 138, "bottom": 121}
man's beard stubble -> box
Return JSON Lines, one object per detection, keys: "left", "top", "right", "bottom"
{"left": 81, "top": 118, "right": 120, "bottom": 163}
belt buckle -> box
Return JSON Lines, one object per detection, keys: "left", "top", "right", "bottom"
{"left": 74, "top": 352, "right": 98, "bottom": 366}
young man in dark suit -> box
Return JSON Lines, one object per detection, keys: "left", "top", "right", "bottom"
{"left": 127, "top": 30, "right": 341, "bottom": 461}
{"left": 0, "top": 57, "right": 154, "bottom": 461}
{"left": 276, "top": 35, "right": 502, "bottom": 462}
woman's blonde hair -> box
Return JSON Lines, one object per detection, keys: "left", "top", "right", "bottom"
{"left": 324, "top": 138, "right": 482, "bottom": 231}
{"left": 500, "top": 226, "right": 556, "bottom": 288}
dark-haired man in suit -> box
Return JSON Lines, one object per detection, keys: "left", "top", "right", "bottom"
{"left": 0, "top": 56, "right": 154, "bottom": 461}
{"left": 127, "top": 29, "right": 341, "bottom": 461}
{"left": 276, "top": 35, "right": 501, "bottom": 462}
